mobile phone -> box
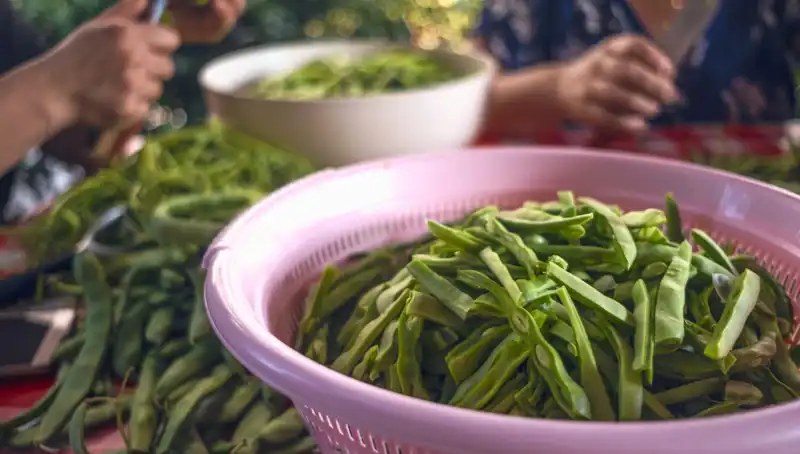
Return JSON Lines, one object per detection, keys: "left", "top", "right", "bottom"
{"left": 0, "top": 298, "right": 77, "bottom": 378}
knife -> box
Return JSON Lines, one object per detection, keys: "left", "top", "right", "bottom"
{"left": 657, "top": 0, "right": 720, "bottom": 65}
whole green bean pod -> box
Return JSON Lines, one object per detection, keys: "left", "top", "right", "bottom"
{"left": 219, "top": 378, "right": 262, "bottom": 423}
{"left": 254, "top": 408, "right": 306, "bottom": 445}
{"left": 129, "top": 353, "right": 160, "bottom": 453}
{"left": 188, "top": 270, "right": 212, "bottom": 343}
{"left": 67, "top": 401, "right": 90, "bottom": 454}
{"left": 156, "top": 338, "right": 222, "bottom": 399}
{"left": 156, "top": 364, "right": 234, "bottom": 454}
{"left": 35, "top": 254, "right": 113, "bottom": 444}
{"left": 112, "top": 300, "right": 150, "bottom": 378}
{"left": 233, "top": 401, "right": 275, "bottom": 443}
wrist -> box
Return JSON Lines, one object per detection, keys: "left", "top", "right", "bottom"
{"left": 483, "top": 63, "right": 569, "bottom": 140}
{"left": 24, "top": 56, "right": 79, "bottom": 135}
{"left": 549, "top": 63, "right": 574, "bottom": 122}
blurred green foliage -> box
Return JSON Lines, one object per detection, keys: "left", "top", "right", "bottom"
{"left": 12, "top": 0, "right": 480, "bottom": 124}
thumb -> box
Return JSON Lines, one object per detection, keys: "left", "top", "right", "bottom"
{"left": 100, "top": 0, "right": 148, "bottom": 20}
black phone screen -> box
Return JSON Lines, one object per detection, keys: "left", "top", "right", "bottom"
{"left": 0, "top": 318, "right": 49, "bottom": 367}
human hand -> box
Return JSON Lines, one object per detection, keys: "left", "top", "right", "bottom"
{"left": 168, "top": 0, "right": 246, "bottom": 43}
{"left": 41, "top": 0, "right": 180, "bottom": 130}
{"left": 555, "top": 34, "right": 679, "bottom": 134}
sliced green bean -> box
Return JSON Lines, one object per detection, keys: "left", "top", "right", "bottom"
{"left": 598, "top": 317, "right": 643, "bottom": 421}
{"left": 654, "top": 378, "right": 724, "bottom": 405}
{"left": 483, "top": 216, "right": 539, "bottom": 278}
{"left": 664, "top": 193, "right": 685, "bottom": 243}
{"left": 547, "top": 262, "right": 634, "bottom": 325}
{"left": 556, "top": 287, "right": 615, "bottom": 420}
{"left": 406, "top": 290, "right": 461, "bottom": 327}
{"left": 653, "top": 241, "right": 692, "bottom": 352}
{"left": 496, "top": 212, "right": 593, "bottom": 233}
{"left": 705, "top": 270, "right": 761, "bottom": 360}
{"left": 450, "top": 334, "right": 528, "bottom": 410}
{"left": 579, "top": 197, "right": 637, "bottom": 269}
{"left": 691, "top": 229, "right": 736, "bottom": 275}
{"left": 620, "top": 209, "right": 666, "bottom": 228}
{"left": 407, "top": 260, "right": 474, "bottom": 319}
{"left": 426, "top": 220, "right": 486, "bottom": 251}
{"left": 331, "top": 289, "right": 408, "bottom": 375}
{"left": 631, "top": 280, "right": 654, "bottom": 384}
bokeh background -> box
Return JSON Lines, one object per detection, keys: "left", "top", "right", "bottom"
{"left": 11, "top": 0, "right": 482, "bottom": 125}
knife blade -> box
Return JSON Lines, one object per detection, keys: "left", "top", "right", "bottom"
{"left": 657, "top": 0, "right": 720, "bottom": 65}
{"left": 143, "top": 0, "right": 168, "bottom": 24}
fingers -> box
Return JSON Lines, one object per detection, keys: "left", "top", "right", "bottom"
{"left": 169, "top": 0, "right": 244, "bottom": 43}
{"left": 586, "top": 79, "right": 660, "bottom": 118}
{"left": 584, "top": 34, "right": 679, "bottom": 126}
{"left": 605, "top": 35, "right": 675, "bottom": 77}
{"left": 102, "top": 0, "right": 148, "bottom": 19}
{"left": 140, "top": 24, "right": 181, "bottom": 52}
{"left": 138, "top": 76, "right": 164, "bottom": 101}
{"left": 141, "top": 52, "right": 175, "bottom": 80}
{"left": 580, "top": 104, "right": 647, "bottom": 135}
{"left": 600, "top": 58, "right": 679, "bottom": 105}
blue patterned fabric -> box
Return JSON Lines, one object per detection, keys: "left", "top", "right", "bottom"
{"left": 477, "top": 0, "right": 800, "bottom": 124}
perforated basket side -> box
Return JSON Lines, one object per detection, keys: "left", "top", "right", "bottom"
{"left": 205, "top": 147, "right": 800, "bottom": 454}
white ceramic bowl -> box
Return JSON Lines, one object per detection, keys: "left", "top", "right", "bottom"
{"left": 198, "top": 40, "right": 495, "bottom": 167}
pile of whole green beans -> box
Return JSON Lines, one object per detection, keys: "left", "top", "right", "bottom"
{"left": 0, "top": 125, "right": 316, "bottom": 452}
{"left": 0, "top": 248, "right": 313, "bottom": 453}
{"left": 252, "top": 50, "right": 462, "bottom": 100}
{"left": 10, "top": 121, "right": 315, "bottom": 269}
{"left": 298, "top": 192, "right": 800, "bottom": 420}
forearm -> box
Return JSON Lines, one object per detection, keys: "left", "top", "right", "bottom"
{"left": 481, "top": 63, "right": 569, "bottom": 140}
{"left": 0, "top": 57, "right": 74, "bottom": 174}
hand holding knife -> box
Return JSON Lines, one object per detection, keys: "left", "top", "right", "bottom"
{"left": 589, "top": 0, "right": 720, "bottom": 147}
{"left": 92, "top": 0, "right": 169, "bottom": 162}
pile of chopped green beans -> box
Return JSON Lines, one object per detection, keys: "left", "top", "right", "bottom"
{"left": 252, "top": 50, "right": 463, "bottom": 100}
{"left": 0, "top": 124, "right": 316, "bottom": 453}
{"left": 298, "top": 192, "right": 800, "bottom": 420}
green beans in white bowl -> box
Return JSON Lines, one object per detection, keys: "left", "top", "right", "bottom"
{"left": 199, "top": 40, "right": 495, "bottom": 167}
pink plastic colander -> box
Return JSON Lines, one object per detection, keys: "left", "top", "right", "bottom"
{"left": 203, "top": 146, "right": 800, "bottom": 454}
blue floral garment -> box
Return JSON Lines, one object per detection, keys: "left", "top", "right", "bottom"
{"left": 477, "top": 0, "right": 800, "bottom": 125}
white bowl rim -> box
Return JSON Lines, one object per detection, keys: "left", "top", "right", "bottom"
{"left": 198, "top": 38, "right": 497, "bottom": 106}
